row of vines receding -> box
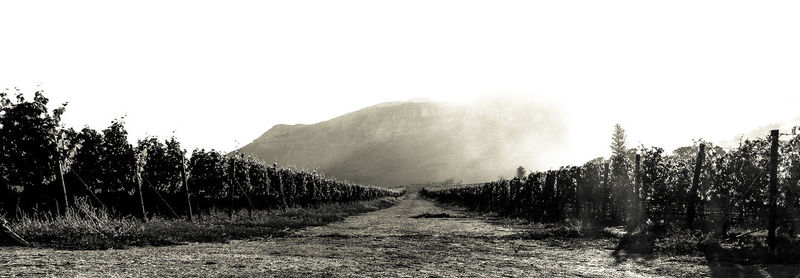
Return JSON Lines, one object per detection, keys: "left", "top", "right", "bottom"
{"left": 0, "top": 90, "right": 405, "bottom": 221}
{"left": 421, "top": 126, "right": 800, "bottom": 239}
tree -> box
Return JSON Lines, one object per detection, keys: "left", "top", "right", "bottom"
{"left": 609, "top": 124, "right": 631, "bottom": 224}
{"left": 516, "top": 166, "right": 527, "bottom": 179}
{"left": 611, "top": 124, "right": 628, "bottom": 158}
{"left": 0, "top": 90, "right": 67, "bottom": 214}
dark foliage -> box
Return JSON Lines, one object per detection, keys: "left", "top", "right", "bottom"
{"left": 0, "top": 91, "right": 405, "bottom": 221}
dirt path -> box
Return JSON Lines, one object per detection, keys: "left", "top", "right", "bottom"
{"left": 1, "top": 193, "right": 798, "bottom": 277}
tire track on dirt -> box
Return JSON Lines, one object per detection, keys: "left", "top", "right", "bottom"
{"left": 299, "top": 192, "right": 517, "bottom": 239}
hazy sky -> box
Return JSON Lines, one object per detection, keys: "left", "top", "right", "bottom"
{"left": 2, "top": 1, "right": 799, "bottom": 167}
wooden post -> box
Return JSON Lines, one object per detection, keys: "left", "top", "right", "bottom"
{"left": 136, "top": 173, "right": 146, "bottom": 220}
{"left": 142, "top": 176, "right": 180, "bottom": 219}
{"left": 638, "top": 154, "right": 647, "bottom": 225}
{"left": 52, "top": 198, "right": 60, "bottom": 216}
{"left": 71, "top": 170, "right": 105, "bottom": 208}
{"left": 686, "top": 143, "right": 705, "bottom": 229}
{"left": 228, "top": 159, "right": 235, "bottom": 220}
{"left": 234, "top": 155, "right": 252, "bottom": 218}
{"left": 768, "top": 129, "right": 779, "bottom": 256}
{"left": 181, "top": 153, "right": 192, "bottom": 222}
{"left": 135, "top": 156, "right": 147, "bottom": 221}
{"left": 154, "top": 187, "right": 179, "bottom": 218}
{"left": 278, "top": 170, "right": 288, "bottom": 211}
{"left": 632, "top": 154, "right": 641, "bottom": 230}
{"left": 14, "top": 194, "right": 21, "bottom": 221}
{"left": 602, "top": 163, "right": 610, "bottom": 222}
{"left": 232, "top": 181, "right": 254, "bottom": 218}
{"left": 575, "top": 170, "right": 582, "bottom": 220}
{"left": 53, "top": 134, "right": 69, "bottom": 214}
{"left": 1, "top": 219, "right": 29, "bottom": 246}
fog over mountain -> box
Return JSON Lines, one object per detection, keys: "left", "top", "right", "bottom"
{"left": 238, "top": 98, "right": 566, "bottom": 186}
{"left": 717, "top": 117, "right": 800, "bottom": 147}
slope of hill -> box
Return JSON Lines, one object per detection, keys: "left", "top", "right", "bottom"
{"left": 718, "top": 116, "right": 800, "bottom": 147}
{"left": 237, "top": 99, "right": 566, "bottom": 186}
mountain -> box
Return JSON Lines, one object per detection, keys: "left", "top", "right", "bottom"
{"left": 237, "top": 98, "right": 566, "bottom": 186}
{"left": 719, "top": 116, "right": 800, "bottom": 147}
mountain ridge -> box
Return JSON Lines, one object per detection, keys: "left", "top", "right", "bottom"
{"left": 238, "top": 99, "right": 566, "bottom": 186}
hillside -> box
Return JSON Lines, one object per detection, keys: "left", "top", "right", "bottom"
{"left": 237, "top": 99, "right": 566, "bottom": 186}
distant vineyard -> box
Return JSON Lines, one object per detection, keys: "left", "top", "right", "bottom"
{"left": 0, "top": 91, "right": 404, "bottom": 220}
{"left": 421, "top": 128, "right": 800, "bottom": 243}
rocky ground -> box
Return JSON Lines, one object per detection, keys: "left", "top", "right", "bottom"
{"left": 2, "top": 192, "right": 799, "bottom": 277}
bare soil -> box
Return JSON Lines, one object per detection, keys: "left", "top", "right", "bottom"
{"left": 2, "top": 193, "right": 799, "bottom": 277}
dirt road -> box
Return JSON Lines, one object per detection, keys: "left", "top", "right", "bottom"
{"left": 2, "top": 192, "right": 798, "bottom": 277}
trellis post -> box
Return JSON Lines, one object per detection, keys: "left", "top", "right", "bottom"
{"left": 686, "top": 143, "right": 705, "bottom": 229}
{"left": 181, "top": 152, "right": 192, "bottom": 221}
{"left": 768, "top": 129, "right": 779, "bottom": 256}
{"left": 53, "top": 134, "right": 69, "bottom": 214}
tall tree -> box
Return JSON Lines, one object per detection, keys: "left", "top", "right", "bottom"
{"left": 611, "top": 124, "right": 628, "bottom": 157}
{"left": 609, "top": 124, "right": 631, "bottom": 224}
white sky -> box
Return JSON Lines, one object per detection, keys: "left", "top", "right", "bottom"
{"left": 2, "top": 1, "right": 799, "bottom": 167}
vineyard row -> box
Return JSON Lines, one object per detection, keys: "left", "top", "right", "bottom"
{"left": 421, "top": 129, "right": 800, "bottom": 253}
{"left": 0, "top": 91, "right": 405, "bottom": 221}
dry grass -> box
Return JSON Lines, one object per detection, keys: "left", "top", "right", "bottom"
{"left": 1, "top": 197, "right": 399, "bottom": 249}
{"left": 0, "top": 192, "right": 720, "bottom": 277}
{"left": 2, "top": 193, "right": 798, "bottom": 276}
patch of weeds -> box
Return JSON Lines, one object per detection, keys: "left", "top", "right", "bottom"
{"left": 615, "top": 232, "right": 655, "bottom": 254}
{"left": 612, "top": 223, "right": 710, "bottom": 256}
{"left": 608, "top": 223, "right": 800, "bottom": 263}
{"left": 3, "top": 198, "right": 148, "bottom": 249}
{"left": 652, "top": 230, "right": 709, "bottom": 256}
{"left": 599, "top": 226, "right": 627, "bottom": 238}
{"left": 507, "top": 222, "right": 584, "bottom": 240}
{"left": 3, "top": 197, "right": 399, "bottom": 250}
{"left": 699, "top": 234, "right": 800, "bottom": 264}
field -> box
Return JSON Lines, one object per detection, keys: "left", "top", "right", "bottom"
{"left": 3, "top": 190, "right": 799, "bottom": 277}
{"left": 2, "top": 93, "right": 800, "bottom": 277}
